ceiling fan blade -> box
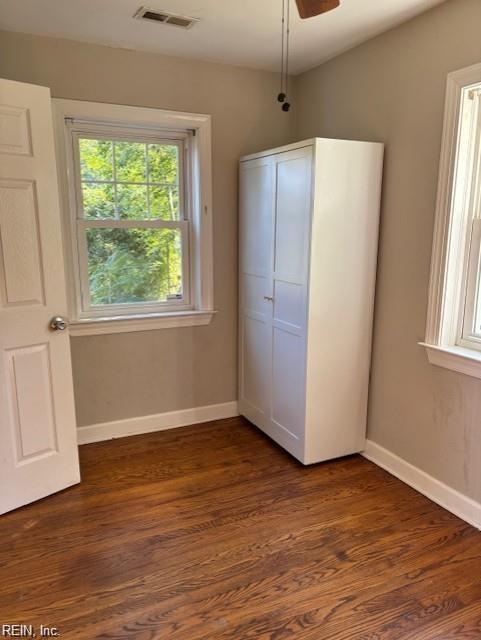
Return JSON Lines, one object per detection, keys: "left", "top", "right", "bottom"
{"left": 295, "top": 0, "right": 340, "bottom": 19}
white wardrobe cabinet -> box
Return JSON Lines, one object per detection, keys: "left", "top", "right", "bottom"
{"left": 239, "top": 138, "right": 384, "bottom": 465}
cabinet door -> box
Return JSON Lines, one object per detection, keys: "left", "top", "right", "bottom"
{"left": 270, "top": 147, "right": 312, "bottom": 449}
{"left": 239, "top": 156, "right": 275, "bottom": 424}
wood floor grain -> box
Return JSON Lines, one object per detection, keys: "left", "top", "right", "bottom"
{"left": 1, "top": 417, "right": 481, "bottom": 639}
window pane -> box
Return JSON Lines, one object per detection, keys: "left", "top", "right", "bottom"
{"left": 150, "top": 186, "right": 180, "bottom": 220}
{"left": 86, "top": 227, "right": 183, "bottom": 305}
{"left": 115, "top": 142, "right": 146, "bottom": 182}
{"left": 79, "top": 139, "right": 113, "bottom": 181}
{"left": 117, "top": 184, "right": 148, "bottom": 220}
{"left": 82, "top": 183, "right": 115, "bottom": 219}
{"left": 148, "top": 144, "right": 179, "bottom": 184}
{"left": 472, "top": 261, "right": 481, "bottom": 336}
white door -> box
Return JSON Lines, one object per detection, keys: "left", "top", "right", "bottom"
{"left": 269, "top": 147, "right": 312, "bottom": 456}
{"left": 0, "top": 79, "right": 80, "bottom": 515}
{"left": 239, "top": 155, "right": 275, "bottom": 427}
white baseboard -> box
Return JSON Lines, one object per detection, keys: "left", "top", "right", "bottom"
{"left": 363, "top": 440, "right": 481, "bottom": 530}
{"left": 77, "top": 401, "right": 239, "bottom": 445}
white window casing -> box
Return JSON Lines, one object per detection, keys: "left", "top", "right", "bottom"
{"left": 422, "top": 62, "right": 481, "bottom": 378}
{"left": 53, "top": 99, "right": 215, "bottom": 335}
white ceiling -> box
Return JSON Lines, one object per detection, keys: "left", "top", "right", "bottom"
{"left": 0, "top": 0, "right": 447, "bottom": 75}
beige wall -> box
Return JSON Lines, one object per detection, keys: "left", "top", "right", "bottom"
{"left": 0, "top": 30, "right": 293, "bottom": 426}
{"left": 295, "top": 0, "right": 481, "bottom": 502}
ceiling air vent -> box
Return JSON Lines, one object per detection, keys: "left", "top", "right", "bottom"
{"left": 134, "top": 7, "right": 199, "bottom": 29}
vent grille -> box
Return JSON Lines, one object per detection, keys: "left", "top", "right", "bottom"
{"left": 134, "top": 7, "right": 199, "bottom": 29}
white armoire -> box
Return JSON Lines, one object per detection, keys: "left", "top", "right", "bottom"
{"left": 239, "top": 138, "right": 384, "bottom": 465}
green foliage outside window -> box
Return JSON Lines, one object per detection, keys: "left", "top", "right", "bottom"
{"left": 79, "top": 138, "right": 183, "bottom": 306}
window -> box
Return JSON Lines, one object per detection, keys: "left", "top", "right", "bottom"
{"left": 422, "top": 62, "right": 481, "bottom": 378}
{"left": 74, "top": 129, "right": 188, "bottom": 313}
{"left": 53, "top": 100, "right": 214, "bottom": 335}
{"left": 458, "top": 91, "right": 481, "bottom": 349}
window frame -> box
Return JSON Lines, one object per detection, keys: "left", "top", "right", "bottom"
{"left": 70, "top": 125, "right": 191, "bottom": 318}
{"left": 422, "top": 62, "right": 481, "bottom": 378}
{"left": 53, "top": 99, "right": 215, "bottom": 335}
{"left": 457, "top": 95, "right": 481, "bottom": 348}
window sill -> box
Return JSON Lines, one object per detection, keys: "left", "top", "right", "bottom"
{"left": 69, "top": 310, "right": 216, "bottom": 337}
{"left": 420, "top": 342, "right": 481, "bottom": 380}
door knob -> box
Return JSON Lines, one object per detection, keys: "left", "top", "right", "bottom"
{"left": 264, "top": 296, "right": 274, "bottom": 302}
{"left": 50, "top": 316, "right": 68, "bottom": 331}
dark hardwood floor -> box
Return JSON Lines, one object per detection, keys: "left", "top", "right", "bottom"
{"left": 1, "top": 417, "right": 481, "bottom": 639}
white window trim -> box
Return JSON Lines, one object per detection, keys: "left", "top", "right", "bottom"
{"left": 70, "top": 125, "right": 192, "bottom": 318}
{"left": 422, "top": 62, "right": 481, "bottom": 378}
{"left": 53, "top": 98, "right": 215, "bottom": 336}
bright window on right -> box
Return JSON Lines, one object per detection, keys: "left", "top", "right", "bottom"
{"left": 456, "top": 82, "right": 481, "bottom": 350}
{"left": 423, "top": 64, "right": 481, "bottom": 377}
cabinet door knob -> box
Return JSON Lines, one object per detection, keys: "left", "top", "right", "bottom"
{"left": 264, "top": 296, "right": 274, "bottom": 302}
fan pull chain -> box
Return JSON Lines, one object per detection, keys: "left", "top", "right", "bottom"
{"left": 277, "top": 0, "right": 291, "bottom": 112}
{"left": 278, "top": 0, "right": 285, "bottom": 100}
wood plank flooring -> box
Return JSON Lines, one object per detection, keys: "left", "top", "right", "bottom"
{"left": 1, "top": 417, "right": 481, "bottom": 639}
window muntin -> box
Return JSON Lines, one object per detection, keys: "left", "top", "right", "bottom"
{"left": 70, "top": 126, "right": 191, "bottom": 317}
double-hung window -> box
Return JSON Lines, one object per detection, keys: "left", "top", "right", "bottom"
{"left": 54, "top": 100, "right": 214, "bottom": 335}
{"left": 72, "top": 126, "right": 189, "bottom": 314}
{"left": 457, "top": 87, "right": 481, "bottom": 349}
{"left": 423, "top": 63, "right": 481, "bottom": 378}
